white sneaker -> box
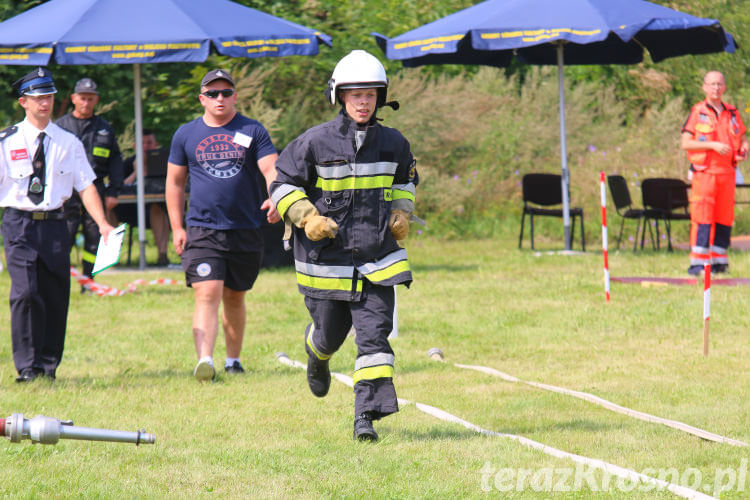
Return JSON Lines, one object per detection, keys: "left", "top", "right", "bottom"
{"left": 193, "top": 360, "right": 215, "bottom": 382}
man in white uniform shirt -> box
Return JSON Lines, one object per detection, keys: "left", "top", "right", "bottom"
{"left": 0, "top": 67, "right": 113, "bottom": 383}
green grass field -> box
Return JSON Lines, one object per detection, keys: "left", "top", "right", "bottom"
{"left": 1, "top": 233, "right": 749, "bottom": 499}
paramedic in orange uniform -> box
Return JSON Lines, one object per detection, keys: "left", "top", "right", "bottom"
{"left": 681, "top": 71, "right": 748, "bottom": 275}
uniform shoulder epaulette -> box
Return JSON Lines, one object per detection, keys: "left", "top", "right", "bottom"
{"left": 0, "top": 125, "right": 18, "bottom": 142}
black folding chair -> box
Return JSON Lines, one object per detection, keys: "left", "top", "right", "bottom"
{"left": 607, "top": 175, "right": 645, "bottom": 251}
{"left": 640, "top": 178, "right": 690, "bottom": 251}
{"left": 518, "top": 173, "right": 585, "bottom": 250}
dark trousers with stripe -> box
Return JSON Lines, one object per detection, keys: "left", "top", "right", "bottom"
{"left": 305, "top": 282, "right": 398, "bottom": 419}
{"left": 2, "top": 210, "right": 71, "bottom": 376}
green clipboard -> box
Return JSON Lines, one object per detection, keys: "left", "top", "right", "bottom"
{"left": 91, "top": 223, "right": 127, "bottom": 276}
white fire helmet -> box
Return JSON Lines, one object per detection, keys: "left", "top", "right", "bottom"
{"left": 327, "top": 50, "right": 388, "bottom": 107}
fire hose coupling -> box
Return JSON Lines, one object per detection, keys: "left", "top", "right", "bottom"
{"left": 2, "top": 413, "right": 155, "bottom": 446}
{"left": 427, "top": 347, "right": 444, "bottom": 361}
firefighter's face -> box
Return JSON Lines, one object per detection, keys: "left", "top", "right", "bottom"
{"left": 342, "top": 88, "right": 377, "bottom": 124}
{"left": 71, "top": 92, "right": 99, "bottom": 119}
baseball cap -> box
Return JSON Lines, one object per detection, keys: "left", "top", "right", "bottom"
{"left": 73, "top": 78, "right": 98, "bottom": 94}
{"left": 201, "top": 69, "right": 234, "bottom": 88}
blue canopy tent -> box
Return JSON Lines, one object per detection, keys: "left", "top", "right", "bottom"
{"left": 0, "top": 0, "right": 332, "bottom": 268}
{"left": 374, "top": 0, "right": 735, "bottom": 250}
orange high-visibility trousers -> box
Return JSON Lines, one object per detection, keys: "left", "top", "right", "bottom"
{"left": 689, "top": 170, "right": 735, "bottom": 266}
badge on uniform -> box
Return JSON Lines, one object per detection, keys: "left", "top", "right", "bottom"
{"left": 10, "top": 149, "right": 28, "bottom": 160}
{"left": 408, "top": 159, "right": 417, "bottom": 182}
{"left": 93, "top": 146, "right": 110, "bottom": 158}
{"left": 29, "top": 176, "right": 43, "bottom": 193}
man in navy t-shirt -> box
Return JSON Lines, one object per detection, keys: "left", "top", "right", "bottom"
{"left": 166, "top": 68, "right": 279, "bottom": 382}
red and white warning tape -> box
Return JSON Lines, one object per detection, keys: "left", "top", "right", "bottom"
{"left": 600, "top": 172, "right": 610, "bottom": 302}
{"left": 703, "top": 263, "right": 711, "bottom": 356}
{"left": 70, "top": 267, "right": 182, "bottom": 296}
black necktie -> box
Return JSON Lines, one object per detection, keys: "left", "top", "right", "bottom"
{"left": 28, "top": 131, "right": 45, "bottom": 205}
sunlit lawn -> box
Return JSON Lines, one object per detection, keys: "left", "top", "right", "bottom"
{"left": 1, "top": 231, "right": 748, "bottom": 498}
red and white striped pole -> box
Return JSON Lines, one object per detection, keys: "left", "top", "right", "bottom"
{"left": 600, "top": 172, "right": 610, "bottom": 302}
{"left": 703, "top": 263, "right": 711, "bottom": 356}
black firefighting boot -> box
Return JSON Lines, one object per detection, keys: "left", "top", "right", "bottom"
{"left": 305, "top": 324, "right": 330, "bottom": 397}
{"left": 353, "top": 412, "right": 378, "bottom": 442}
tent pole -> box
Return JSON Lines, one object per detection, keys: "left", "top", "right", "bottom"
{"left": 133, "top": 63, "right": 146, "bottom": 270}
{"left": 557, "top": 42, "right": 572, "bottom": 251}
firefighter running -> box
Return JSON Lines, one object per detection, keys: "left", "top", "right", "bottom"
{"left": 271, "top": 50, "right": 418, "bottom": 441}
{"left": 681, "top": 70, "right": 748, "bottom": 275}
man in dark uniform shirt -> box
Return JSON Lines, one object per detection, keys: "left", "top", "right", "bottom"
{"left": 57, "top": 77, "right": 123, "bottom": 279}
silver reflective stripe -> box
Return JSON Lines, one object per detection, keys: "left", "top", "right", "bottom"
{"left": 316, "top": 161, "right": 397, "bottom": 179}
{"left": 690, "top": 257, "right": 709, "bottom": 265}
{"left": 355, "top": 352, "right": 395, "bottom": 371}
{"left": 357, "top": 249, "right": 408, "bottom": 276}
{"left": 392, "top": 182, "right": 416, "bottom": 197}
{"left": 355, "top": 130, "right": 366, "bottom": 151}
{"left": 271, "top": 183, "right": 305, "bottom": 206}
{"left": 691, "top": 246, "right": 710, "bottom": 254}
{"left": 711, "top": 256, "right": 729, "bottom": 264}
{"left": 295, "top": 260, "right": 354, "bottom": 278}
{"left": 710, "top": 245, "right": 728, "bottom": 255}
{"left": 316, "top": 163, "right": 352, "bottom": 179}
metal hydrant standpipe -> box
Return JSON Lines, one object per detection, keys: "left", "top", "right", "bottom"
{"left": 1, "top": 413, "right": 155, "bottom": 445}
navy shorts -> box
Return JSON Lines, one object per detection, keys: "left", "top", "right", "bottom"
{"left": 182, "top": 226, "right": 263, "bottom": 291}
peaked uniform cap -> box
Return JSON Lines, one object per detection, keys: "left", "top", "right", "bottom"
{"left": 12, "top": 67, "right": 57, "bottom": 97}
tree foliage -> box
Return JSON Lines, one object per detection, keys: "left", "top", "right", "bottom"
{"left": 0, "top": 0, "right": 748, "bottom": 237}
{"left": 0, "top": 0, "right": 745, "bottom": 144}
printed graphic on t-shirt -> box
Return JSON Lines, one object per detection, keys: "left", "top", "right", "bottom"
{"left": 195, "top": 134, "right": 245, "bottom": 178}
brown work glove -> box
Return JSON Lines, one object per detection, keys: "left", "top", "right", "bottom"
{"left": 286, "top": 198, "right": 338, "bottom": 241}
{"left": 302, "top": 214, "right": 338, "bottom": 241}
{"left": 389, "top": 209, "right": 410, "bottom": 240}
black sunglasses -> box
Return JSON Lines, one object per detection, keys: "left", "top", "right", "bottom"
{"left": 202, "top": 89, "right": 234, "bottom": 99}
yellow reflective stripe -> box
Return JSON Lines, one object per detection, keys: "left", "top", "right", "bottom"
{"left": 315, "top": 175, "right": 393, "bottom": 191}
{"left": 92, "top": 146, "right": 110, "bottom": 158}
{"left": 352, "top": 365, "right": 394, "bottom": 384}
{"left": 362, "top": 260, "right": 410, "bottom": 283}
{"left": 384, "top": 188, "right": 392, "bottom": 201}
{"left": 297, "top": 273, "right": 363, "bottom": 292}
{"left": 82, "top": 249, "right": 97, "bottom": 263}
{"left": 277, "top": 190, "right": 308, "bottom": 219}
{"left": 392, "top": 189, "right": 415, "bottom": 202}
{"left": 306, "top": 332, "right": 330, "bottom": 361}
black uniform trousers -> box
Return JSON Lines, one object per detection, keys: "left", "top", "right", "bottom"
{"left": 64, "top": 190, "right": 100, "bottom": 277}
{"left": 304, "top": 282, "right": 398, "bottom": 419}
{"left": 1, "top": 210, "right": 71, "bottom": 376}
